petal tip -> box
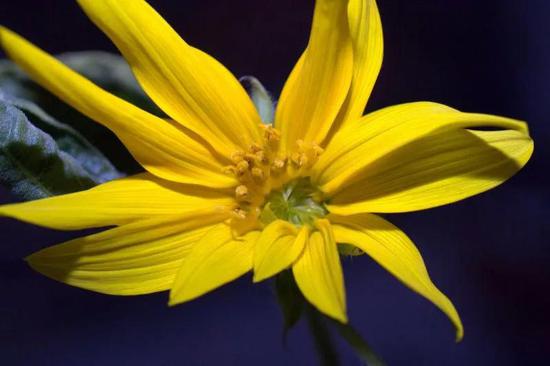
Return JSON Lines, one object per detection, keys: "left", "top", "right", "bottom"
{"left": 330, "top": 309, "right": 348, "bottom": 324}
{"left": 167, "top": 292, "right": 184, "bottom": 307}
{"left": 251, "top": 269, "right": 271, "bottom": 283}
{"left": 251, "top": 273, "right": 263, "bottom": 283}
{"left": 167, "top": 298, "right": 179, "bottom": 307}
{"left": 0, "top": 203, "right": 21, "bottom": 218}
{"left": 0, "top": 25, "right": 12, "bottom": 48}
{"left": 0, "top": 26, "right": 22, "bottom": 50}
{"left": 24, "top": 255, "right": 56, "bottom": 280}
{"left": 339, "top": 314, "right": 349, "bottom": 324}
{"left": 455, "top": 324, "right": 464, "bottom": 343}
{"left": 168, "top": 287, "right": 198, "bottom": 307}
{"left": 24, "top": 250, "right": 41, "bottom": 264}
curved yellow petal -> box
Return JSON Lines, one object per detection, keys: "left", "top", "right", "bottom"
{"left": 330, "top": 213, "right": 463, "bottom": 341}
{"left": 328, "top": 128, "right": 533, "bottom": 214}
{"left": 0, "top": 173, "right": 233, "bottom": 231}
{"left": 274, "top": 0, "right": 353, "bottom": 153}
{"left": 77, "top": 0, "right": 262, "bottom": 155}
{"left": 293, "top": 219, "right": 347, "bottom": 323}
{"left": 253, "top": 220, "right": 307, "bottom": 283}
{"left": 313, "top": 102, "right": 529, "bottom": 195}
{"left": 0, "top": 27, "right": 235, "bottom": 188}
{"left": 334, "top": 0, "right": 383, "bottom": 128}
{"left": 169, "top": 224, "right": 260, "bottom": 306}
{"left": 26, "top": 211, "right": 229, "bottom": 296}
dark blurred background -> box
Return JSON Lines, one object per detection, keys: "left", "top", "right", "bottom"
{"left": 1, "top": 0, "right": 548, "bottom": 365}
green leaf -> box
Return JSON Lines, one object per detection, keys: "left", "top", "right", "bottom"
{"left": 0, "top": 51, "right": 161, "bottom": 174}
{"left": 274, "top": 270, "right": 304, "bottom": 337}
{"left": 0, "top": 93, "right": 121, "bottom": 185}
{"left": 240, "top": 76, "right": 275, "bottom": 124}
{"left": 0, "top": 99, "right": 98, "bottom": 200}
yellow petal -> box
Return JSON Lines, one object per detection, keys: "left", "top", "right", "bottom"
{"left": 274, "top": 0, "right": 353, "bottom": 153}
{"left": 0, "top": 173, "right": 233, "bottom": 230}
{"left": 169, "top": 224, "right": 260, "bottom": 306}
{"left": 293, "top": 219, "right": 347, "bottom": 323}
{"left": 334, "top": 0, "right": 383, "bottom": 128}
{"left": 26, "top": 211, "right": 229, "bottom": 296}
{"left": 0, "top": 26, "right": 235, "bottom": 188}
{"left": 329, "top": 213, "right": 463, "bottom": 341}
{"left": 253, "top": 220, "right": 307, "bottom": 283}
{"left": 328, "top": 128, "right": 533, "bottom": 214}
{"left": 313, "top": 102, "right": 530, "bottom": 195}
{"left": 77, "top": 0, "right": 262, "bottom": 155}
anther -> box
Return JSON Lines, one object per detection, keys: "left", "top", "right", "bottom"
{"left": 312, "top": 144, "right": 324, "bottom": 156}
{"left": 231, "top": 151, "right": 245, "bottom": 163}
{"left": 272, "top": 158, "right": 286, "bottom": 170}
{"left": 249, "top": 143, "right": 263, "bottom": 153}
{"left": 222, "top": 166, "right": 237, "bottom": 175}
{"left": 299, "top": 154, "right": 309, "bottom": 167}
{"left": 243, "top": 153, "right": 257, "bottom": 164}
{"left": 236, "top": 160, "right": 249, "bottom": 175}
{"left": 291, "top": 152, "right": 302, "bottom": 166}
{"left": 235, "top": 185, "right": 249, "bottom": 200}
{"left": 255, "top": 150, "right": 268, "bottom": 164}
{"left": 251, "top": 167, "right": 265, "bottom": 182}
{"left": 244, "top": 152, "right": 268, "bottom": 167}
{"left": 232, "top": 208, "right": 247, "bottom": 219}
{"left": 262, "top": 125, "right": 280, "bottom": 143}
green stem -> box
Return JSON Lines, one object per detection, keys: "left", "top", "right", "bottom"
{"left": 331, "top": 321, "right": 387, "bottom": 366}
{"left": 305, "top": 306, "right": 340, "bottom": 366}
{"left": 274, "top": 270, "right": 386, "bottom": 366}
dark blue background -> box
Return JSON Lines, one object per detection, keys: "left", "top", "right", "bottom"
{"left": 1, "top": 1, "right": 548, "bottom": 365}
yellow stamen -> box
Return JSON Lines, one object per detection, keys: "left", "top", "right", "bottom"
{"left": 249, "top": 143, "right": 263, "bottom": 153}
{"left": 225, "top": 134, "right": 325, "bottom": 228}
{"left": 235, "top": 185, "right": 249, "bottom": 201}
{"left": 231, "top": 208, "right": 247, "bottom": 219}
{"left": 236, "top": 160, "right": 249, "bottom": 175}
{"left": 251, "top": 167, "right": 265, "bottom": 182}
{"left": 272, "top": 158, "right": 286, "bottom": 171}
{"left": 230, "top": 151, "right": 245, "bottom": 163}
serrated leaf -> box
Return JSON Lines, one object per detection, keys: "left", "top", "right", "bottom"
{"left": 0, "top": 100, "right": 98, "bottom": 200}
{"left": 240, "top": 76, "right": 275, "bottom": 124}
{"left": 0, "top": 52, "right": 161, "bottom": 174}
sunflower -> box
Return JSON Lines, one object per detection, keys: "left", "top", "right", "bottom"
{"left": 0, "top": 0, "right": 533, "bottom": 341}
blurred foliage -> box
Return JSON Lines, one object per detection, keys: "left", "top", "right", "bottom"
{"left": 0, "top": 97, "right": 99, "bottom": 200}
{"left": 240, "top": 75, "right": 275, "bottom": 124}
{"left": 0, "top": 52, "right": 165, "bottom": 200}
{"left": 0, "top": 52, "right": 164, "bottom": 180}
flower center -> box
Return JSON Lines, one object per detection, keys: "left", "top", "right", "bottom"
{"left": 224, "top": 125, "right": 325, "bottom": 228}
{"left": 259, "top": 178, "right": 328, "bottom": 226}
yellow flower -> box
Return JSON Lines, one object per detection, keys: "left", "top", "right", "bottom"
{"left": 0, "top": 0, "right": 533, "bottom": 342}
